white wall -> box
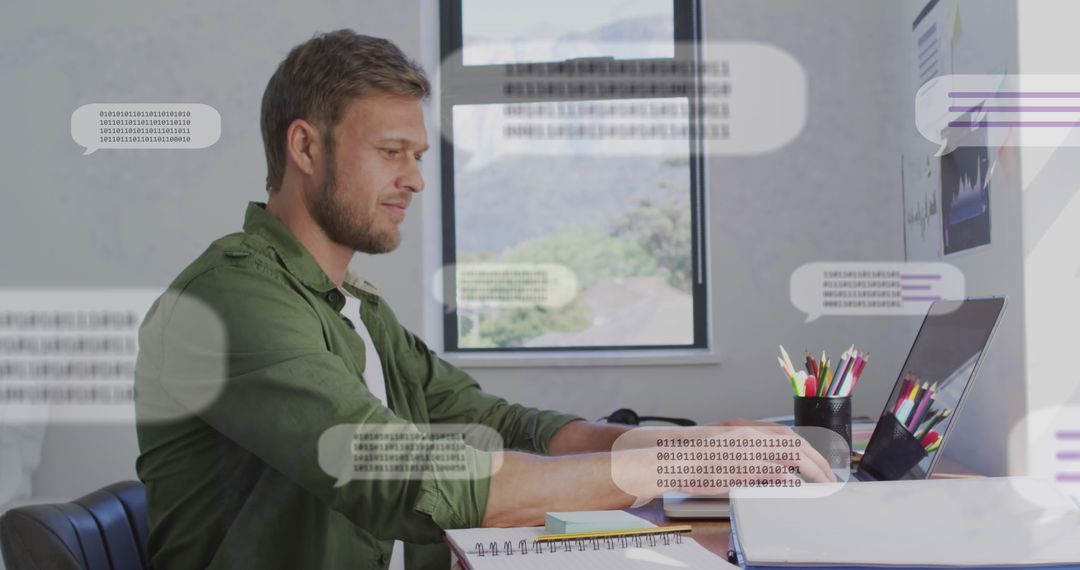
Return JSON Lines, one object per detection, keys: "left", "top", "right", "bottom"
{"left": 1015, "top": 0, "right": 1080, "bottom": 478}
{"left": 889, "top": 0, "right": 1026, "bottom": 477}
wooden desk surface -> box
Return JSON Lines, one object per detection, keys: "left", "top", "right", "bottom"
{"left": 628, "top": 500, "right": 733, "bottom": 558}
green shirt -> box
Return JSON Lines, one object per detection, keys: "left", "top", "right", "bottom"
{"left": 134, "top": 202, "right": 580, "bottom": 570}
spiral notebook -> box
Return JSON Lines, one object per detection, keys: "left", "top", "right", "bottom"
{"left": 444, "top": 524, "right": 735, "bottom": 569}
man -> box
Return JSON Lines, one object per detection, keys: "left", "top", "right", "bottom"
{"left": 135, "top": 30, "right": 833, "bottom": 570}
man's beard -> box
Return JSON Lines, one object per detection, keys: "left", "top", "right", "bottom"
{"left": 310, "top": 152, "right": 401, "bottom": 255}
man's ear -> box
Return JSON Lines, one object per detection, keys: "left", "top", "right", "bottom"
{"left": 285, "top": 119, "right": 323, "bottom": 178}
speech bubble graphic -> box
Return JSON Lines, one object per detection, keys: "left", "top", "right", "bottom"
{"left": 0, "top": 289, "right": 159, "bottom": 424}
{"left": 133, "top": 288, "right": 229, "bottom": 425}
{"left": 1009, "top": 406, "right": 1080, "bottom": 506}
{"left": 915, "top": 75, "right": 1080, "bottom": 156}
{"left": 71, "top": 103, "right": 221, "bottom": 155}
{"left": 441, "top": 42, "right": 806, "bottom": 171}
{"left": 791, "top": 262, "right": 965, "bottom": 323}
{"left": 610, "top": 426, "right": 850, "bottom": 503}
{"left": 318, "top": 423, "right": 504, "bottom": 488}
{"left": 431, "top": 262, "right": 578, "bottom": 312}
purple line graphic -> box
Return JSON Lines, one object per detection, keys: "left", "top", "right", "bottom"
{"left": 1057, "top": 451, "right": 1080, "bottom": 461}
{"left": 950, "top": 121, "right": 1080, "bottom": 128}
{"left": 949, "top": 106, "right": 1080, "bottom": 113}
{"left": 950, "top": 92, "right": 1080, "bottom": 98}
{"left": 1056, "top": 473, "right": 1080, "bottom": 483}
{"left": 1057, "top": 430, "right": 1080, "bottom": 440}
{"left": 900, "top": 274, "right": 942, "bottom": 280}
{"left": 901, "top": 296, "right": 942, "bottom": 302}
{"left": 901, "top": 285, "right": 932, "bottom": 291}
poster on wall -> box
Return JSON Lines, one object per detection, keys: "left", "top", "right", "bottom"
{"left": 940, "top": 114, "right": 992, "bottom": 255}
{"left": 903, "top": 0, "right": 958, "bottom": 261}
{"left": 902, "top": 151, "right": 943, "bottom": 260}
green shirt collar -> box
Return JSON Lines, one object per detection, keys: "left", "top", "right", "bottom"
{"left": 242, "top": 201, "right": 380, "bottom": 303}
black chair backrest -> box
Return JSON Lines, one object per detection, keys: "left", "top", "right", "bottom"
{"left": 0, "top": 481, "right": 148, "bottom": 570}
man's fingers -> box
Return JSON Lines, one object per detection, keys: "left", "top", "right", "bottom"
{"left": 799, "top": 435, "right": 839, "bottom": 482}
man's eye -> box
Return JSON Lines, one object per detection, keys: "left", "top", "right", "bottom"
{"left": 414, "top": 153, "right": 424, "bottom": 163}
{"left": 381, "top": 148, "right": 401, "bottom": 158}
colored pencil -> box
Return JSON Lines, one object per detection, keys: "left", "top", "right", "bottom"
{"left": 908, "top": 391, "right": 934, "bottom": 432}
{"left": 896, "top": 399, "right": 914, "bottom": 425}
{"left": 831, "top": 353, "right": 855, "bottom": 396}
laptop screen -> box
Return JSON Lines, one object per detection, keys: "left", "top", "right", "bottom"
{"left": 866, "top": 298, "right": 1006, "bottom": 480}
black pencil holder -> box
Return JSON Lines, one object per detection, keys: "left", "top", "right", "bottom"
{"left": 859, "top": 412, "right": 928, "bottom": 480}
{"left": 793, "top": 396, "right": 852, "bottom": 468}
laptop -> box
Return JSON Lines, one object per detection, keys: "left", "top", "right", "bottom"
{"left": 663, "top": 297, "right": 1007, "bottom": 518}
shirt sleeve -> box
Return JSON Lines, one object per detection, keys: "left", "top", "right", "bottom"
{"left": 150, "top": 263, "right": 490, "bottom": 544}
{"left": 378, "top": 308, "right": 583, "bottom": 455}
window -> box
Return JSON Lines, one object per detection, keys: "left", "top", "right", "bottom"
{"left": 439, "top": 0, "right": 707, "bottom": 352}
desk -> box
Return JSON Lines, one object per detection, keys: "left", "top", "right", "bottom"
{"left": 449, "top": 460, "right": 979, "bottom": 568}
{"left": 629, "top": 499, "right": 732, "bottom": 557}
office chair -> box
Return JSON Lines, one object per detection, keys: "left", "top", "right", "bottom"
{"left": 0, "top": 480, "right": 149, "bottom": 570}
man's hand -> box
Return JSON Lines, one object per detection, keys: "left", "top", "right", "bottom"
{"left": 709, "top": 418, "right": 839, "bottom": 483}
{"left": 481, "top": 421, "right": 840, "bottom": 528}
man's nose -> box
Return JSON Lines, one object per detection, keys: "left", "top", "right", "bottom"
{"left": 398, "top": 158, "right": 424, "bottom": 193}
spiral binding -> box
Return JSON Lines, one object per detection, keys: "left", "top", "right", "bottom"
{"left": 471, "top": 531, "right": 684, "bottom": 557}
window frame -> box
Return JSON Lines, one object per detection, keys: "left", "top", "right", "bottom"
{"left": 438, "top": 0, "right": 709, "bottom": 353}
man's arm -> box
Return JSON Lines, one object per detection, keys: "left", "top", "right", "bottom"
{"left": 483, "top": 422, "right": 841, "bottom": 527}
{"left": 547, "top": 420, "right": 632, "bottom": 454}
{"left": 145, "top": 265, "right": 491, "bottom": 543}
{"left": 388, "top": 323, "right": 582, "bottom": 454}
{"left": 481, "top": 452, "right": 636, "bottom": 527}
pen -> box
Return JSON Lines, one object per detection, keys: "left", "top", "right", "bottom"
{"left": 536, "top": 525, "right": 693, "bottom": 542}
{"left": 779, "top": 346, "right": 796, "bottom": 378}
{"left": 805, "top": 352, "right": 818, "bottom": 379}
{"left": 805, "top": 375, "right": 818, "bottom": 398}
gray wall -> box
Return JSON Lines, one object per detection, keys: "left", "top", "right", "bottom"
{"left": 0, "top": 0, "right": 427, "bottom": 504}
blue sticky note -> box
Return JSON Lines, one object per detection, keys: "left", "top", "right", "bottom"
{"left": 544, "top": 511, "right": 653, "bottom": 534}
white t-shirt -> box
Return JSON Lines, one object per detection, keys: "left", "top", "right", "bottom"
{"left": 339, "top": 289, "right": 388, "bottom": 407}
{"left": 339, "top": 287, "right": 403, "bottom": 569}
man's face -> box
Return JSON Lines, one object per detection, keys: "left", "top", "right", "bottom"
{"left": 309, "top": 92, "right": 428, "bottom": 254}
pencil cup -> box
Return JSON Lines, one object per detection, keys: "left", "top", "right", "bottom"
{"left": 793, "top": 396, "right": 852, "bottom": 468}
{"left": 859, "top": 412, "right": 928, "bottom": 480}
